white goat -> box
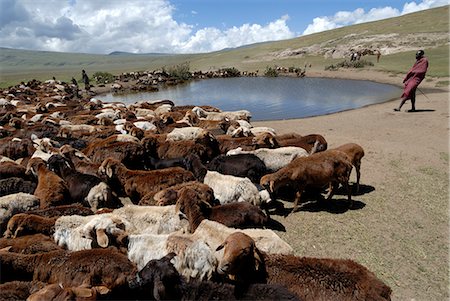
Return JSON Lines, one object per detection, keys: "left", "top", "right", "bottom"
{"left": 227, "top": 146, "right": 310, "bottom": 172}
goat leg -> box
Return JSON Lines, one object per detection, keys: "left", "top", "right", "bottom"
{"left": 292, "top": 187, "right": 304, "bottom": 213}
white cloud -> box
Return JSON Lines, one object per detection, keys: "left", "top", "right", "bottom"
{"left": 0, "top": 0, "right": 294, "bottom": 54}
{"left": 302, "top": 0, "right": 448, "bottom": 35}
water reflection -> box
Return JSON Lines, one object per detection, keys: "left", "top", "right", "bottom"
{"left": 99, "top": 77, "right": 401, "bottom": 121}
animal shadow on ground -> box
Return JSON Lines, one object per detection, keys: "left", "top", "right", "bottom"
{"left": 297, "top": 198, "right": 365, "bottom": 214}
{"left": 334, "top": 183, "right": 375, "bottom": 196}
{"left": 265, "top": 217, "right": 287, "bottom": 232}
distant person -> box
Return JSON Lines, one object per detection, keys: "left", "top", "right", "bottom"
{"left": 376, "top": 50, "right": 381, "bottom": 63}
{"left": 82, "top": 69, "right": 90, "bottom": 91}
{"left": 71, "top": 77, "right": 79, "bottom": 98}
{"left": 394, "top": 50, "right": 429, "bottom": 112}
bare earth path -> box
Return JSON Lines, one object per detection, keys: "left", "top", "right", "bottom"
{"left": 253, "top": 69, "right": 449, "bottom": 300}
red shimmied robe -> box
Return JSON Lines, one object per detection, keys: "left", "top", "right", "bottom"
{"left": 401, "top": 57, "right": 429, "bottom": 100}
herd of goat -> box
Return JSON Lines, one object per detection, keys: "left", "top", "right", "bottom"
{"left": 0, "top": 79, "right": 391, "bottom": 300}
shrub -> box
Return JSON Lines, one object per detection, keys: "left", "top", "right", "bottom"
{"left": 219, "top": 67, "right": 241, "bottom": 77}
{"left": 264, "top": 66, "right": 279, "bottom": 77}
{"left": 92, "top": 72, "right": 115, "bottom": 84}
{"left": 165, "top": 62, "right": 192, "bottom": 80}
{"left": 325, "top": 59, "right": 374, "bottom": 70}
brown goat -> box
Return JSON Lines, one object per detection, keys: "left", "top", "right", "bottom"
{"left": 0, "top": 233, "right": 62, "bottom": 254}
{"left": 176, "top": 188, "right": 269, "bottom": 233}
{"left": 98, "top": 157, "right": 195, "bottom": 204}
{"left": 0, "top": 248, "right": 138, "bottom": 295}
{"left": 260, "top": 149, "right": 353, "bottom": 213}
{"left": 216, "top": 232, "right": 392, "bottom": 301}
{"left": 3, "top": 213, "right": 58, "bottom": 238}
{"left": 216, "top": 132, "right": 278, "bottom": 154}
{"left": 275, "top": 133, "right": 328, "bottom": 153}
{"left": 153, "top": 181, "right": 215, "bottom": 206}
{"left": 333, "top": 143, "right": 365, "bottom": 192}
{"left": 26, "top": 157, "right": 72, "bottom": 209}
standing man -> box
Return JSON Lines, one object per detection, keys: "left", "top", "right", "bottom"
{"left": 394, "top": 50, "right": 429, "bottom": 112}
{"left": 82, "top": 69, "right": 90, "bottom": 92}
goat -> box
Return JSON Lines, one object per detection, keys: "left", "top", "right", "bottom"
{"left": 216, "top": 232, "right": 392, "bottom": 301}
{"left": 0, "top": 281, "right": 47, "bottom": 301}
{"left": 276, "top": 133, "right": 328, "bottom": 153}
{"left": 0, "top": 177, "right": 36, "bottom": 197}
{"left": 216, "top": 132, "right": 278, "bottom": 154}
{"left": 184, "top": 153, "right": 271, "bottom": 206}
{"left": 0, "top": 233, "right": 62, "bottom": 254}
{"left": 0, "top": 193, "right": 40, "bottom": 235}
{"left": 260, "top": 149, "right": 353, "bottom": 213}
{"left": 47, "top": 154, "right": 118, "bottom": 211}
{"left": 26, "top": 157, "right": 72, "bottom": 209}
{"left": 129, "top": 252, "right": 300, "bottom": 300}
{"left": 333, "top": 142, "right": 365, "bottom": 192}
{"left": 227, "top": 145, "right": 314, "bottom": 172}
{"left": 0, "top": 248, "right": 138, "bottom": 297}
{"left": 176, "top": 187, "right": 269, "bottom": 232}
{"left": 98, "top": 157, "right": 195, "bottom": 204}
{"left": 207, "top": 153, "right": 268, "bottom": 183}
{"left": 3, "top": 213, "right": 57, "bottom": 238}
{"left": 153, "top": 181, "right": 216, "bottom": 206}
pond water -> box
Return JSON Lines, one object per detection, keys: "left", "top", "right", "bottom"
{"left": 99, "top": 77, "right": 401, "bottom": 121}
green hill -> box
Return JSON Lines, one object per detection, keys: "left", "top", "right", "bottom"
{"left": 0, "top": 5, "right": 448, "bottom": 88}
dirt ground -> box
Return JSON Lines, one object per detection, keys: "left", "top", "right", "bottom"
{"left": 252, "top": 69, "right": 449, "bottom": 300}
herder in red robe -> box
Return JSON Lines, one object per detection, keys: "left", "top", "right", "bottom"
{"left": 394, "top": 50, "right": 429, "bottom": 112}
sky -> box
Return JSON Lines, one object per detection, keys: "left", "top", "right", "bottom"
{"left": 0, "top": 0, "right": 448, "bottom": 54}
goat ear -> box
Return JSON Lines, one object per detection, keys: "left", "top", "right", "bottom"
{"left": 216, "top": 243, "right": 225, "bottom": 251}
{"left": 253, "top": 247, "right": 263, "bottom": 270}
{"left": 96, "top": 228, "right": 109, "bottom": 248}
{"left": 106, "top": 165, "right": 113, "bottom": 178}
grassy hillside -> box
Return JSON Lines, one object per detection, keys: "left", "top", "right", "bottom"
{"left": 0, "top": 5, "right": 448, "bottom": 88}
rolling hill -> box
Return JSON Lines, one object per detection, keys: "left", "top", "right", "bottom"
{"left": 0, "top": 5, "right": 448, "bottom": 88}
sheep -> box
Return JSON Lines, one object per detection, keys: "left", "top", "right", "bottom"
{"left": 59, "top": 144, "right": 100, "bottom": 177}
{"left": 47, "top": 154, "right": 118, "bottom": 211}
{"left": 227, "top": 146, "right": 313, "bottom": 172}
{"left": 260, "top": 149, "right": 353, "bottom": 213}
{"left": 207, "top": 153, "right": 268, "bottom": 183}
{"left": 98, "top": 157, "right": 195, "bottom": 204}
{"left": 0, "top": 233, "right": 63, "bottom": 254}
{"left": 26, "top": 157, "right": 72, "bottom": 209}
{"left": 0, "top": 193, "right": 40, "bottom": 235}
{"left": 0, "top": 248, "right": 138, "bottom": 296}
{"left": 216, "top": 232, "right": 392, "bottom": 301}
{"left": 184, "top": 153, "right": 270, "bottom": 206}
{"left": 175, "top": 187, "right": 269, "bottom": 232}
{"left": 333, "top": 142, "right": 365, "bottom": 192}
{"left": 0, "top": 177, "right": 36, "bottom": 197}
{"left": 129, "top": 253, "right": 300, "bottom": 301}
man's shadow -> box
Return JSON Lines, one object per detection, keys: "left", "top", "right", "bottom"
{"left": 406, "top": 109, "right": 435, "bottom": 113}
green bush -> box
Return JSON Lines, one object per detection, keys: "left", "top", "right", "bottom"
{"left": 92, "top": 71, "right": 115, "bottom": 84}
{"left": 165, "top": 62, "right": 192, "bottom": 80}
{"left": 264, "top": 66, "right": 278, "bottom": 77}
{"left": 219, "top": 67, "right": 241, "bottom": 77}
{"left": 325, "top": 59, "right": 374, "bottom": 71}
